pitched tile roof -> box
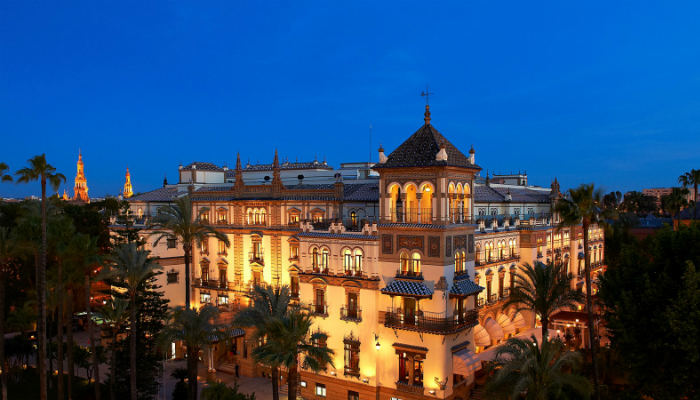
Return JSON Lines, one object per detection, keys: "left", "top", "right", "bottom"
{"left": 680, "top": 206, "right": 700, "bottom": 219}
{"left": 127, "top": 187, "right": 185, "bottom": 202}
{"left": 376, "top": 124, "right": 480, "bottom": 169}
{"left": 285, "top": 183, "right": 335, "bottom": 190}
{"left": 181, "top": 162, "right": 224, "bottom": 171}
{"left": 449, "top": 279, "right": 484, "bottom": 297}
{"left": 196, "top": 186, "right": 234, "bottom": 192}
{"left": 474, "top": 185, "right": 551, "bottom": 203}
{"left": 381, "top": 280, "right": 433, "bottom": 298}
{"left": 297, "top": 232, "right": 378, "bottom": 240}
{"left": 244, "top": 160, "right": 334, "bottom": 171}
{"left": 343, "top": 183, "right": 379, "bottom": 201}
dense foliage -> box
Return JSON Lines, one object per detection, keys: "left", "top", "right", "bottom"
{"left": 599, "top": 222, "right": 700, "bottom": 399}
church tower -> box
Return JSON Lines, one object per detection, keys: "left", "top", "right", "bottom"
{"left": 123, "top": 166, "right": 133, "bottom": 198}
{"left": 73, "top": 150, "right": 90, "bottom": 203}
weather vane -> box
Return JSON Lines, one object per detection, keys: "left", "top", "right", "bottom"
{"left": 420, "top": 85, "right": 433, "bottom": 105}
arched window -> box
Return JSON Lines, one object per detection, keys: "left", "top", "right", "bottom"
{"left": 260, "top": 209, "right": 266, "bottom": 225}
{"left": 475, "top": 244, "right": 481, "bottom": 265}
{"left": 411, "top": 253, "right": 421, "bottom": 276}
{"left": 400, "top": 252, "right": 409, "bottom": 275}
{"left": 454, "top": 252, "right": 463, "bottom": 274}
{"left": 247, "top": 209, "right": 253, "bottom": 225}
{"left": 321, "top": 248, "right": 329, "bottom": 271}
{"left": 137, "top": 207, "right": 143, "bottom": 218}
{"left": 353, "top": 249, "right": 363, "bottom": 275}
{"left": 498, "top": 241, "right": 505, "bottom": 260}
{"left": 350, "top": 211, "right": 357, "bottom": 227}
{"left": 312, "top": 247, "right": 319, "bottom": 269}
{"left": 343, "top": 249, "right": 352, "bottom": 274}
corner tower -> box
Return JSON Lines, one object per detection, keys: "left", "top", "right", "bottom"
{"left": 73, "top": 150, "right": 90, "bottom": 203}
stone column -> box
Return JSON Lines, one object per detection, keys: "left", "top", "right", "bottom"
{"left": 416, "top": 193, "right": 423, "bottom": 224}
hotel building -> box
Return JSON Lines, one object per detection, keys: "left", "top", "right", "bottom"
{"left": 113, "top": 106, "right": 604, "bottom": 399}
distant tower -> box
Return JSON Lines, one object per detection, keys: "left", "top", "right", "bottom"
{"left": 123, "top": 166, "right": 133, "bottom": 198}
{"left": 73, "top": 150, "right": 90, "bottom": 203}
{"left": 62, "top": 189, "right": 69, "bottom": 201}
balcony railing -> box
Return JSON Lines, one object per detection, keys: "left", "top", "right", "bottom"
{"left": 477, "top": 297, "right": 485, "bottom": 309}
{"left": 340, "top": 306, "right": 362, "bottom": 322}
{"left": 379, "top": 308, "right": 478, "bottom": 335}
{"left": 500, "top": 288, "right": 511, "bottom": 300}
{"left": 389, "top": 208, "right": 433, "bottom": 224}
{"left": 475, "top": 253, "right": 520, "bottom": 266}
{"left": 310, "top": 266, "right": 329, "bottom": 275}
{"left": 194, "top": 278, "right": 229, "bottom": 289}
{"left": 488, "top": 293, "right": 498, "bottom": 304}
{"left": 249, "top": 250, "right": 264, "bottom": 265}
{"left": 454, "top": 269, "right": 470, "bottom": 279}
{"left": 311, "top": 303, "right": 329, "bottom": 317}
{"left": 343, "top": 269, "right": 364, "bottom": 278}
{"left": 344, "top": 366, "right": 361, "bottom": 377}
{"left": 396, "top": 269, "right": 423, "bottom": 280}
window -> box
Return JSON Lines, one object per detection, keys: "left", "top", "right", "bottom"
{"left": 218, "top": 264, "right": 227, "bottom": 287}
{"left": 354, "top": 250, "right": 363, "bottom": 274}
{"left": 201, "top": 239, "right": 209, "bottom": 254}
{"left": 344, "top": 337, "right": 360, "bottom": 376}
{"left": 217, "top": 294, "right": 228, "bottom": 305}
{"left": 137, "top": 208, "right": 143, "bottom": 218}
{"left": 398, "top": 352, "right": 410, "bottom": 384}
{"left": 315, "top": 384, "right": 326, "bottom": 397}
{"left": 166, "top": 270, "right": 179, "bottom": 284}
{"left": 348, "top": 391, "right": 359, "bottom": 400}
{"left": 491, "top": 208, "right": 498, "bottom": 216}
{"left": 413, "top": 356, "right": 424, "bottom": 386}
{"left": 350, "top": 211, "right": 357, "bottom": 227}
{"left": 201, "top": 211, "right": 209, "bottom": 223}
{"left": 217, "top": 208, "right": 227, "bottom": 223}
{"left": 314, "top": 288, "right": 327, "bottom": 316}
{"left": 321, "top": 249, "right": 329, "bottom": 270}
{"left": 510, "top": 270, "right": 516, "bottom": 291}
{"left": 289, "top": 244, "right": 299, "bottom": 260}
{"left": 218, "top": 240, "right": 226, "bottom": 255}
{"left": 527, "top": 208, "right": 533, "bottom": 215}
{"left": 201, "top": 264, "right": 209, "bottom": 282}
{"left": 343, "top": 249, "right": 352, "bottom": 273}
{"left": 290, "top": 276, "right": 300, "bottom": 298}
{"left": 300, "top": 381, "right": 307, "bottom": 388}
{"left": 200, "top": 292, "right": 211, "bottom": 304}
{"left": 499, "top": 275, "right": 504, "bottom": 298}
{"left": 455, "top": 251, "right": 466, "bottom": 275}
{"left": 167, "top": 238, "right": 177, "bottom": 249}
{"left": 514, "top": 208, "right": 520, "bottom": 216}
{"left": 312, "top": 247, "right": 319, "bottom": 269}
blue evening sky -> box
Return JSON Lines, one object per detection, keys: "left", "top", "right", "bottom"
{"left": 1, "top": 1, "right": 699, "bottom": 198}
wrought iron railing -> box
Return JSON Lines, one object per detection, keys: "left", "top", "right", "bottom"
{"left": 311, "top": 303, "right": 328, "bottom": 317}
{"left": 340, "top": 306, "right": 362, "bottom": 322}
{"left": 396, "top": 269, "right": 423, "bottom": 280}
{"left": 379, "top": 308, "right": 478, "bottom": 334}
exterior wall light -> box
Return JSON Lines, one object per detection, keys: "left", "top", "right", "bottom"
{"left": 374, "top": 333, "right": 380, "bottom": 350}
{"left": 429, "top": 390, "right": 436, "bottom": 395}
{"left": 362, "top": 378, "right": 369, "bottom": 384}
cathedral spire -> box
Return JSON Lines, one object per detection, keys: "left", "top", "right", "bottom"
{"left": 73, "top": 150, "right": 89, "bottom": 203}
{"left": 123, "top": 165, "right": 133, "bottom": 198}
{"left": 424, "top": 105, "right": 431, "bottom": 125}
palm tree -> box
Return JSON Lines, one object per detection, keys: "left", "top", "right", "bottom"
{"left": 69, "top": 233, "right": 104, "bottom": 400}
{"left": 252, "top": 310, "right": 335, "bottom": 400}
{"left": 232, "top": 284, "right": 292, "bottom": 400}
{"left": 679, "top": 169, "right": 700, "bottom": 220}
{"left": 7, "top": 304, "right": 37, "bottom": 338}
{"left": 100, "top": 243, "right": 162, "bottom": 400}
{"left": 554, "top": 183, "right": 607, "bottom": 400}
{"left": 664, "top": 187, "right": 690, "bottom": 228}
{"left": 148, "top": 195, "right": 229, "bottom": 309}
{"left": 99, "top": 298, "right": 129, "bottom": 400}
{"left": 0, "top": 227, "right": 24, "bottom": 400}
{"left": 63, "top": 234, "right": 89, "bottom": 400}
{"left": 15, "top": 154, "right": 66, "bottom": 400}
{"left": 159, "top": 305, "right": 228, "bottom": 400}
{"left": 484, "top": 335, "right": 592, "bottom": 399}
{"left": 0, "top": 162, "right": 12, "bottom": 199}
{"left": 49, "top": 216, "right": 76, "bottom": 400}
{"left": 502, "top": 261, "right": 583, "bottom": 341}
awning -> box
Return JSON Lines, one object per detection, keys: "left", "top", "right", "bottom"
{"left": 508, "top": 310, "right": 526, "bottom": 329}
{"left": 497, "top": 313, "right": 516, "bottom": 336}
{"left": 381, "top": 280, "right": 433, "bottom": 298}
{"left": 449, "top": 279, "right": 484, "bottom": 298}
{"left": 473, "top": 323, "right": 491, "bottom": 347}
{"left": 484, "top": 317, "right": 504, "bottom": 341}
{"left": 452, "top": 348, "right": 482, "bottom": 376}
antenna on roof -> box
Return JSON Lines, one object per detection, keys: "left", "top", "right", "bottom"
{"left": 369, "top": 123, "right": 372, "bottom": 165}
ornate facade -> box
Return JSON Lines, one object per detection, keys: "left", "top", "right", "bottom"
{"left": 73, "top": 150, "right": 90, "bottom": 203}
{"left": 114, "top": 106, "right": 604, "bottom": 399}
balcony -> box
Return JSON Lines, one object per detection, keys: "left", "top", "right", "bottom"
{"left": 310, "top": 265, "right": 329, "bottom": 275}
{"left": 488, "top": 293, "right": 498, "bottom": 305}
{"left": 343, "top": 269, "right": 364, "bottom": 278}
{"left": 311, "top": 303, "right": 329, "bottom": 317}
{"left": 194, "top": 278, "right": 229, "bottom": 290}
{"left": 389, "top": 208, "right": 433, "bottom": 224}
{"left": 454, "top": 269, "right": 470, "bottom": 279}
{"left": 340, "top": 306, "right": 362, "bottom": 322}
{"left": 396, "top": 381, "right": 424, "bottom": 395}
{"left": 379, "top": 308, "right": 478, "bottom": 335}
{"left": 216, "top": 219, "right": 228, "bottom": 225}
{"left": 249, "top": 250, "right": 264, "bottom": 265}
{"left": 396, "top": 269, "right": 423, "bottom": 280}
{"left": 344, "top": 366, "right": 361, "bottom": 378}
{"left": 475, "top": 253, "right": 520, "bottom": 267}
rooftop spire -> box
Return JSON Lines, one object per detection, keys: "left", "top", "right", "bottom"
{"left": 235, "top": 152, "right": 242, "bottom": 171}
{"left": 424, "top": 105, "right": 431, "bottom": 125}
{"left": 273, "top": 148, "right": 280, "bottom": 169}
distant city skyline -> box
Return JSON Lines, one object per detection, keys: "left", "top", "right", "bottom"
{"left": 2, "top": 2, "right": 699, "bottom": 198}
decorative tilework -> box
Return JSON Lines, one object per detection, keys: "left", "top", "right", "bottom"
{"left": 382, "top": 234, "right": 393, "bottom": 254}
{"left": 429, "top": 236, "right": 440, "bottom": 257}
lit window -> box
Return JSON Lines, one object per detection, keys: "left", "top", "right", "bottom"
{"left": 300, "top": 381, "right": 307, "bottom": 388}
{"left": 315, "top": 384, "right": 326, "bottom": 397}
{"left": 200, "top": 292, "right": 211, "bottom": 304}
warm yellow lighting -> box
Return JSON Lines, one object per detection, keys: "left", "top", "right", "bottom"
{"left": 375, "top": 342, "right": 380, "bottom": 350}
{"left": 429, "top": 390, "right": 436, "bottom": 395}
{"left": 575, "top": 319, "right": 579, "bottom": 323}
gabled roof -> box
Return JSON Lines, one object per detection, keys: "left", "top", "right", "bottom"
{"left": 376, "top": 124, "right": 479, "bottom": 169}
{"left": 381, "top": 280, "right": 433, "bottom": 298}
{"left": 343, "top": 182, "right": 379, "bottom": 201}
{"left": 449, "top": 279, "right": 484, "bottom": 297}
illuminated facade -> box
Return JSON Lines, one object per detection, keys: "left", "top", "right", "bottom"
{"left": 114, "top": 106, "right": 603, "bottom": 399}
{"left": 73, "top": 150, "right": 90, "bottom": 203}
{"left": 123, "top": 166, "right": 133, "bottom": 198}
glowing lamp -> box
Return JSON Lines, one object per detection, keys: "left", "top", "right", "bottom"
{"left": 375, "top": 342, "right": 380, "bottom": 350}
